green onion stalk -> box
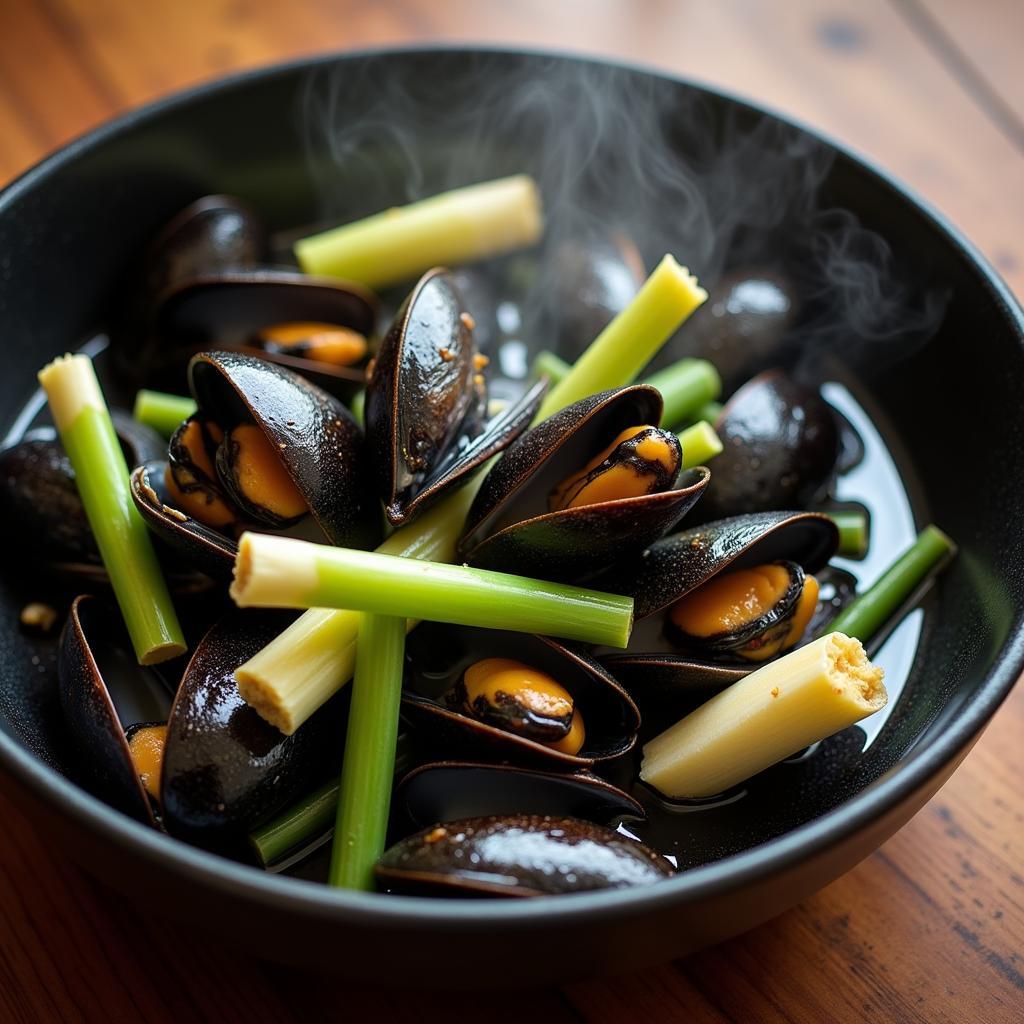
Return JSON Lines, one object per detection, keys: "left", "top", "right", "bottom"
{"left": 828, "top": 509, "right": 871, "bottom": 560}
{"left": 39, "top": 356, "right": 185, "bottom": 664}
{"left": 235, "top": 253, "right": 707, "bottom": 735}
{"left": 678, "top": 421, "right": 723, "bottom": 469}
{"left": 827, "top": 525, "right": 956, "bottom": 641}
{"left": 133, "top": 389, "right": 197, "bottom": 439}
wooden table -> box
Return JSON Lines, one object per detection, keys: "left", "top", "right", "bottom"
{"left": 1, "top": 2, "right": 1022, "bottom": 1020}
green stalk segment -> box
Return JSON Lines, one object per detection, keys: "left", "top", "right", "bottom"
{"left": 249, "top": 734, "right": 416, "bottom": 867}
{"left": 643, "top": 358, "right": 722, "bottom": 430}
{"left": 328, "top": 614, "right": 406, "bottom": 890}
{"left": 532, "top": 350, "right": 571, "bottom": 385}
{"left": 231, "top": 534, "right": 634, "bottom": 649}
{"left": 348, "top": 389, "right": 366, "bottom": 428}
{"left": 236, "top": 253, "right": 705, "bottom": 734}
{"left": 826, "top": 525, "right": 956, "bottom": 641}
{"left": 829, "top": 510, "right": 871, "bottom": 560}
{"left": 39, "top": 356, "right": 185, "bottom": 664}
{"left": 537, "top": 256, "right": 707, "bottom": 420}
{"left": 677, "top": 421, "right": 723, "bottom": 469}
{"left": 132, "top": 389, "right": 197, "bottom": 438}
{"left": 294, "top": 175, "right": 543, "bottom": 289}
{"left": 695, "top": 400, "right": 723, "bottom": 425}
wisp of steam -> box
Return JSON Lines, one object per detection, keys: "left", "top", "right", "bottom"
{"left": 296, "top": 51, "right": 947, "bottom": 383}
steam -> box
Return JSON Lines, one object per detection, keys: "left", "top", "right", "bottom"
{"left": 297, "top": 52, "right": 946, "bottom": 378}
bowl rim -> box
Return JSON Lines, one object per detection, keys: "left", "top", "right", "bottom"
{"left": 1, "top": 43, "right": 1023, "bottom": 930}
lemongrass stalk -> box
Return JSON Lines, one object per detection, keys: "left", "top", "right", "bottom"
{"left": 536, "top": 256, "right": 707, "bottom": 419}
{"left": 294, "top": 175, "right": 543, "bottom": 289}
{"left": 39, "top": 356, "right": 185, "bottom": 664}
{"left": 641, "top": 632, "right": 886, "bottom": 798}
{"left": 829, "top": 510, "right": 870, "bottom": 560}
{"left": 678, "top": 421, "right": 723, "bottom": 469}
{"left": 237, "top": 254, "right": 706, "bottom": 733}
{"left": 348, "top": 389, "right": 366, "bottom": 428}
{"left": 643, "top": 358, "right": 721, "bottom": 430}
{"left": 132, "top": 389, "right": 197, "bottom": 438}
{"left": 231, "top": 534, "right": 633, "bottom": 649}
{"left": 250, "top": 734, "right": 416, "bottom": 867}
{"left": 328, "top": 614, "right": 406, "bottom": 890}
{"left": 827, "top": 525, "right": 955, "bottom": 641}
{"left": 532, "top": 350, "right": 571, "bottom": 385}
{"left": 695, "top": 400, "right": 723, "bottom": 425}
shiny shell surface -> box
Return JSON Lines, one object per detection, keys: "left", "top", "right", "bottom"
{"left": 57, "top": 596, "right": 171, "bottom": 826}
{"left": 401, "top": 624, "right": 640, "bottom": 772}
{"left": 376, "top": 814, "right": 675, "bottom": 897}
{"left": 161, "top": 610, "right": 345, "bottom": 844}
{"left": 396, "top": 761, "right": 644, "bottom": 829}
{"left": 460, "top": 385, "right": 710, "bottom": 583}
{"left": 700, "top": 370, "right": 840, "bottom": 519}
{"left": 189, "top": 351, "right": 381, "bottom": 550}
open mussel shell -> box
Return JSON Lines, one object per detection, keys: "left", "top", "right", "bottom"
{"left": 0, "top": 414, "right": 208, "bottom": 590}
{"left": 57, "top": 596, "right": 174, "bottom": 826}
{"left": 699, "top": 370, "right": 840, "bottom": 520}
{"left": 401, "top": 624, "right": 640, "bottom": 772}
{"left": 189, "top": 351, "right": 381, "bottom": 549}
{"left": 365, "top": 268, "right": 544, "bottom": 525}
{"left": 396, "top": 761, "right": 644, "bottom": 829}
{"left": 459, "top": 385, "right": 710, "bottom": 583}
{"left": 672, "top": 267, "right": 799, "bottom": 391}
{"left": 597, "top": 511, "right": 839, "bottom": 715}
{"left": 130, "top": 461, "right": 236, "bottom": 580}
{"left": 160, "top": 610, "right": 346, "bottom": 847}
{"left": 376, "top": 814, "right": 674, "bottom": 897}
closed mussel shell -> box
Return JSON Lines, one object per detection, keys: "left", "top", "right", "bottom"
{"left": 376, "top": 814, "right": 674, "bottom": 897}
{"left": 396, "top": 761, "right": 644, "bottom": 829}
{"left": 364, "top": 268, "right": 544, "bottom": 525}
{"left": 699, "top": 370, "right": 840, "bottom": 520}
{"left": 597, "top": 511, "right": 839, "bottom": 716}
{"left": 401, "top": 624, "right": 640, "bottom": 772}
{"left": 58, "top": 596, "right": 174, "bottom": 826}
{"left": 161, "top": 610, "right": 346, "bottom": 846}
{"left": 672, "top": 267, "right": 799, "bottom": 391}
{"left": 189, "top": 351, "right": 381, "bottom": 550}
{"left": 459, "top": 385, "right": 710, "bottom": 583}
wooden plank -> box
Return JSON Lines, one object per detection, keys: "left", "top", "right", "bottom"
{"left": 918, "top": 0, "right": 1024, "bottom": 119}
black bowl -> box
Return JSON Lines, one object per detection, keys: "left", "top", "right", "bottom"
{"left": 0, "top": 48, "right": 1021, "bottom": 987}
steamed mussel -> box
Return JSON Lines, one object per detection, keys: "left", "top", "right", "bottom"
{"left": 459, "top": 384, "right": 709, "bottom": 582}
{"left": 113, "top": 195, "right": 377, "bottom": 395}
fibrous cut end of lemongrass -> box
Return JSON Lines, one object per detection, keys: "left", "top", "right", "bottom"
{"left": 640, "top": 632, "right": 886, "bottom": 799}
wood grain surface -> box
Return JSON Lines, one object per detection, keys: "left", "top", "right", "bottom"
{"left": 1, "top": 1, "right": 1022, "bottom": 1020}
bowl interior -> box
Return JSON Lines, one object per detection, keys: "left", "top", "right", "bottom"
{"left": 1, "top": 49, "right": 1022, "bottom": 914}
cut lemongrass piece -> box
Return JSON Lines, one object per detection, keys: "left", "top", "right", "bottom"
{"left": 828, "top": 509, "right": 870, "bottom": 560}
{"left": 38, "top": 356, "right": 186, "bottom": 665}
{"left": 329, "top": 613, "right": 406, "bottom": 890}
{"left": 642, "top": 358, "right": 721, "bottom": 431}
{"left": 640, "top": 632, "right": 886, "bottom": 799}
{"left": 132, "top": 389, "right": 197, "bottom": 438}
{"left": 694, "top": 400, "right": 723, "bottom": 425}
{"left": 827, "top": 525, "right": 955, "bottom": 641}
{"left": 532, "top": 349, "right": 571, "bottom": 385}
{"left": 536, "top": 255, "right": 707, "bottom": 420}
{"left": 235, "top": 255, "right": 705, "bottom": 734}
{"left": 294, "top": 175, "right": 543, "bottom": 288}
{"left": 678, "top": 420, "right": 723, "bottom": 470}
{"left": 230, "top": 534, "right": 634, "bottom": 649}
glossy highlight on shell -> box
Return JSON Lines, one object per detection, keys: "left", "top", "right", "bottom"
{"left": 376, "top": 815, "right": 675, "bottom": 897}
{"left": 364, "top": 267, "right": 544, "bottom": 525}
{"left": 460, "top": 385, "right": 710, "bottom": 583}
